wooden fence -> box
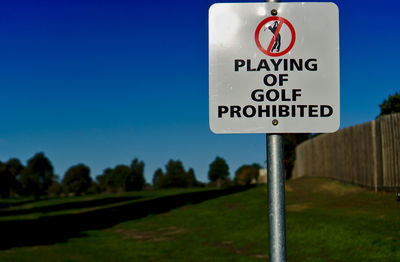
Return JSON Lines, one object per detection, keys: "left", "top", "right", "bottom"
{"left": 293, "top": 113, "right": 400, "bottom": 191}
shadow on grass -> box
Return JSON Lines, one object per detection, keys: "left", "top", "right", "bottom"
{"left": 0, "top": 198, "right": 51, "bottom": 210}
{"left": 0, "top": 186, "right": 252, "bottom": 250}
{"left": 0, "top": 196, "right": 142, "bottom": 216}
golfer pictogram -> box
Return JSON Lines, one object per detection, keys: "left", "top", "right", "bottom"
{"left": 255, "top": 16, "right": 296, "bottom": 57}
{"left": 267, "top": 21, "right": 281, "bottom": 52}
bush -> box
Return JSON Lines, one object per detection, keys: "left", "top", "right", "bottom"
{"left": 234, "top": 163, "right": 261, "bottom": 185}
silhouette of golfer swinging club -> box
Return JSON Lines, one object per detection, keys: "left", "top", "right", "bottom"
{"left": 264, "top": 21, "right": 281, "bottom": 52}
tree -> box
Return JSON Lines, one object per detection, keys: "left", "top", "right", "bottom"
{"left": 152, "top": 160, "right": 200, "bottom": 189}
{"left": 163, "top": 160, "right": 188, "bottom": 188}
{"left": 126, "top": 159, "right": 145, "bottom": 191}
{"left": 0, "top": 158, "right": 24, "bottom": 198}
{"left": 20, "top": 153, "right": 54, "bottom": 199}
{"left": 208, "top": 157, "right": 229, "bottom": 187}
{"left": 152, "top": 168, "right": 164, "bottom": 189}
{"left": 283, "top": 133, "right": 310, "bottom": 179}
{"left": 6, "top": 158, "right": 23, "bottom": 183}
{"left": 96, "top": 168, "right": 111, "bottom": 193}
{"left": 62, "top": 164, "right": 92, "bottom": 195}
{"left": 0, "top": 162, "right": 12, "bottom": 198}
{"left": 95, "top": 158, "right": 146, "bottom": 193}
{"left": 234, "top": 163, "right": 261, "bottom": 185}
{"left": 186, "top": 168, "right": 198, "bottom": 187}
{"left": 108, "top": 164, "right": 131, "bottom": 192}
{"left": 48, "top": 176, "right": 62, "bottom": 196}
{"left": 379, "top": 92, "right": 400, "bottom": 116}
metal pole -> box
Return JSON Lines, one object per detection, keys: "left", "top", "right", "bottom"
{"left": 264, "top": 0, "right": 286, "bottom": 261}
{"left": 267, "top": 134, "right": 286, "bottom": 262}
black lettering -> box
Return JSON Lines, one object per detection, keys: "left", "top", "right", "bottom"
{"left": 230, "top": 106, "right": 242, "bottom": 118}
{"left": 279, "top": 74, "right": 288, "bottom": 86}
{"left": 247, "top": 59, "right": 256, "bottom": 71}
{"left": 290, "top": 59, "right": 303, "bottom": 71}
{"left": 264, "top": 74, "right": 277, "bottom": 86}
{"left": 281, "top": 89, "right": 290, "bottom": 101}
{"left": 298, "top": 105, "right": 307, "bottom": 117}
{"left": 266, "top": 89, "right": 279, "bottom": 101}
{"left": 234, "top": 59, "right": 245, "bottom": 71}
{"left": 251, "top": 89, "right": 264, "bottom": 102}
{"left": 283, "top": 59, "right": 288, "bottom": 71}
{"left": 272, "top": 105, "right": 277, "bottom": 117}
{"left": 243, "top": 105, "right": 256, "bottom": 117}
{"left": 234, "top": 58, "right": 317, "bottom": 72}
{"left": 291, "top": 105, "right": 296, "bottom": 117}
{"left": 218, "top": 106, "right": 229, "bottom": 118}
{"left": 305, "top": 58, "right": 318, "bottom": 71}
{"left": 270, "top": 59, "right": 282, "bottom": 71}
{"left": 258, "top": 105, "right": 270, "bottom": 117}
{"left": 292, "top": 89, "right": 301, "bottom": 101}
{"left": 309, "top": 105, "right": 318, "bottom": 117}
{"left": 321, "top": 105, "right": 333, "bottom": 117}
{"left": 279, "top": 105, "right": 290, "bottom": 117}
{"left": 257, "top": 59, "right": 270, "bottom": 71}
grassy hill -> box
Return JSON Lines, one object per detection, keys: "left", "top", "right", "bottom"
{"left": 0, "top": 177, "right": 399, "bottom": 261}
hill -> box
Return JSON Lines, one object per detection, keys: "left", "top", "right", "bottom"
{"left": 0, "top": 177, "right": 399, "bottom": 261}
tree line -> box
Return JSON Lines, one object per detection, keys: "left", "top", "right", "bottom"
{"left": 2, "top": 93, "right": 398, "bottom": 199}
{"left": 0, "top": 153, "right": 265, "bottom": 199}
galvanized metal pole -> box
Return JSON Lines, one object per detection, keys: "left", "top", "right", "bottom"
{"left": 267, "top": 133, "right": 286, "bottom": 262}
{"left": 264, "top": 0, "right": 287, "bottom": 261}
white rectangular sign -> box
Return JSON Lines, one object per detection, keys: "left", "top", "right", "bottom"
{"left": 209, "top": 3, "right": 340, "bottom": 133}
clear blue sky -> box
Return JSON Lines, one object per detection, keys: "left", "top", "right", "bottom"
{"left": 0, "top": 0, "right": 399, "bottom": 183}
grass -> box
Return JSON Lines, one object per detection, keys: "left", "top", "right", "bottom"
{"left": 0, "top": 177, "right": 399, "bottom": 261}
{"left": 0, "top": 188, "right": 213, "bottom": 221}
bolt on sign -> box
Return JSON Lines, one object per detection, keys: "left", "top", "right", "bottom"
{"left": 209, "top": 3, "right": 340, "bottom": 133}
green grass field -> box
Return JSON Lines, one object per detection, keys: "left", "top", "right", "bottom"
{"left": 0, "top": 177, "right": 399, "bottom": 261}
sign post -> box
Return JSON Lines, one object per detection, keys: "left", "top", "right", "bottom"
{"left": 267, "top": 133, "right": 286, "bottom": 261}
{"left": 265, "top": 2, "right": 286, "bottom": 262}
{"left": 209, "top": 2, "right": 339, "bottom": 261}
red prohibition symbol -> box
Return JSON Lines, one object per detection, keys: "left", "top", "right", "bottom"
{"left": 255, "top": 16, "right": 296, "bottom": 57}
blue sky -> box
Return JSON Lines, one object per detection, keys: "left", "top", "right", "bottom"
{"left": 0, "top": 0, "right": 399, "bottom": 183}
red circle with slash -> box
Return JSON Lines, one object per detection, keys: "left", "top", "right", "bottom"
{"left": 255, "top": 16, "right": 296, "bottom": 57}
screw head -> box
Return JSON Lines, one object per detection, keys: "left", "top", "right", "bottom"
{"left": 271, "top": 9, "right": 278, "bottom": 16}
{"left": 272, "top": 119, "right": 279, "bottom": 126}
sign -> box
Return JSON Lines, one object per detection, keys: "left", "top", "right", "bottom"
{"left": 209, "top": 3, "right": 340, "bottom": 133}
